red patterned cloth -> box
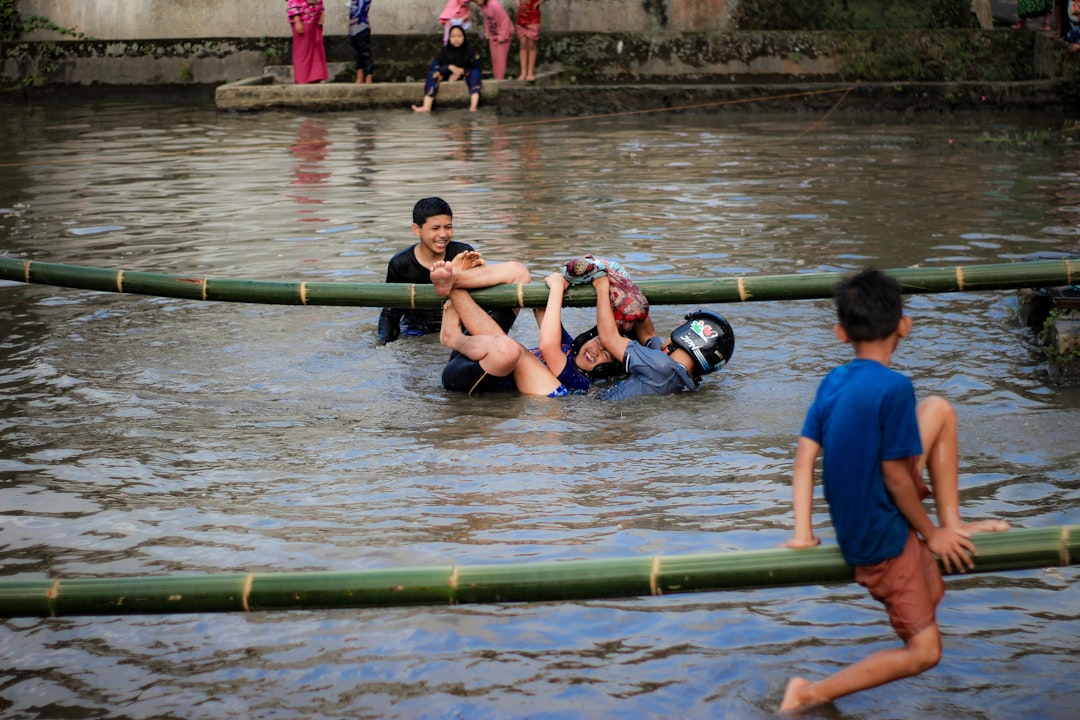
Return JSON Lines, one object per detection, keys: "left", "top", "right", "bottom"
{"left": 563, "top": 255, "right": 649, "bottom": 332}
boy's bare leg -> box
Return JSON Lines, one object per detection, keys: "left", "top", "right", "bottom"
{"left": 432, "top": 261, "right": 506, "bottom": 336}
{"left": 453, "top": 260, "right": 531, "bottom": 289}
{"left": 431, "top": 260, "right": 456, "bottom": 297}
{"left": 441, "top": 295, "right": 561, "bottom": 396}
{"left": 915, "top": 396, "right": 1009, "bottom": 534}
{"left": 450, "top": 250, "right": 485, "bottom": 273}
{"left": 440, "top": 298, "right": 520, "bottom": 377}
{"left": 780, "top": 624, "right": 942, "bottom": 714}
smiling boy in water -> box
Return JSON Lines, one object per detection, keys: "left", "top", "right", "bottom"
{"left": 377, "top": 196, "right": 528, "bottom": 345}
{"left": 780, "top": 268, "right": 1008, "bottom": 714}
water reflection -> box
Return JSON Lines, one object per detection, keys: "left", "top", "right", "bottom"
{"left": 0, "top": 101, "right": 1078, "bottom": 719}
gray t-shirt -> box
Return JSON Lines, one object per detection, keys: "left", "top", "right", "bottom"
{"left": 598, "top": 337, "right": 698, "bottom": 400}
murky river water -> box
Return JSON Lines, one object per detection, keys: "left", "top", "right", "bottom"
{"left": 1, "top": 99, "right": 1078, "bottom": 719}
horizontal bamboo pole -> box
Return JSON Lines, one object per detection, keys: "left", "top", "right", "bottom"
{"left": 0, "top": 525, "right": 1073, "bottom": 618}
{"left": 0, "top": 256, "right": 1075, "bottom": 308}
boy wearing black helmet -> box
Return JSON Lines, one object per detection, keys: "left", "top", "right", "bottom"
{"left": 589, "top": 275, "right": 734, "bottom": 401}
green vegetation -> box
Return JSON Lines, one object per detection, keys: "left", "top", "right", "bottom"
{"left": 1039, "top": 308, "right": 1080, "bottom": 362}
{"left": 975, "top": 129, "right": 1059, "bottom": 148}
{"left": 0, "top": 0, "right": 87, "bottom": 90}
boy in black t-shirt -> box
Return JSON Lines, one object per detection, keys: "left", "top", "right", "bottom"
{"left": 377, "top": 197, "right": 527, "bottom": 344}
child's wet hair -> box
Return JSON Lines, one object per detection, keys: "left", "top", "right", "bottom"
{"left": 834, "top": 268, "right": 903, "bottom": 341}
{"left": 413, "top": 197, "right": 453, "bottom": 226}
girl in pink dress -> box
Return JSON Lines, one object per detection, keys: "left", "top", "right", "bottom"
{"left": 515, "top": 0, "right": 547, "bottom": 81}
{"left": 287, "top": 0, "right": 329, "bottom": 84}
{"left": 475, "top": 0, "right": 513, "bottom": 80}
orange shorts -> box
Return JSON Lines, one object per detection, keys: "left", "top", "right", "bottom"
{"left": 855, "top": 528, "right": 945, "bottom": 640}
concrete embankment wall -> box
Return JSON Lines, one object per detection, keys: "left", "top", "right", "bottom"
{"left": 15, "top": 0, "right": 736, "bottom": 39}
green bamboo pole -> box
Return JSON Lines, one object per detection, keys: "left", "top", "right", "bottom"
{"left": 0, "top": 256, "right": 1075, "bottom": 308}
{"left": 0, "top": 525, "right": 1073, "bottom": 618}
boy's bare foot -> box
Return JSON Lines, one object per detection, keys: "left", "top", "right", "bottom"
{"left": 525, "top": 75, "right": 535, "bottom": 82}
{"left": 431, "top": 260, "right": 455, "bottom": 296}
{"left": 963, "top": 519, "right": 1010, "bottom": 534}
{"left": 411, "top": 105, "right": 431, "bottom": 113}
{"left": 779, "top": 677, "right": 824, "bottom": 715}
{"left": 451, "top": 250, "right": 485, "bottom": 272}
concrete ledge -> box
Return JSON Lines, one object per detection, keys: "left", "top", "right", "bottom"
{"left": 215, "top": 75, "right": 504, "bottom": 112}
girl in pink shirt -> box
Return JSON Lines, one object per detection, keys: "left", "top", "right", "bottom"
{"left": 475, "top": 0, "right": 514, "bottom": 80}
{"left": 439, "top": 0, "right": 472, "bottom": 44}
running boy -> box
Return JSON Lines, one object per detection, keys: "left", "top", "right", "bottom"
{"left": 779, "top": 268, "right": 1008, "bottom": 714}
{"left": 376, "top": 197, "right": 527, "bottom": 345}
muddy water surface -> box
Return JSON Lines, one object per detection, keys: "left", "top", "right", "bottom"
{"left": 1, "top": 101, "right": 1078, "bottom": 719}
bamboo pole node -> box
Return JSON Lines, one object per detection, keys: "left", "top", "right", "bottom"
{"left": 1062, "top": 525, "right": 1072, "bottom": 567}
{"left": 22, "top": 259, "right": 30, "bottom": 283}
{"left": 448, "top": 565, "right": 460, "bottom": 605}
{"left": 409, "top": 284, "right": 416, "bottom": 309}
{"left": 956, "top": 266, "right": 965, "bottom": 291}
{"left": 299, "top": 282, "right": 308, "bottom": 305}
{"left": 649, "top": 556, "right": 661, "bottom": 596}
{"left": 517, "top": 284, "right": 524, "bottom": 308}
{"left": 737, "top": 277, "right": 749, "bottom": 302}
{"left": 241, "top": 573, "right": 254, "bottom": 612}
{"left": 201, "top": 278, "right": 207, "bottom": 302}
{"left": 116, "top": 270, "right": 124, "bottom": 293}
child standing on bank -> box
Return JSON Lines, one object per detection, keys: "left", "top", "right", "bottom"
{"left": 475, "top": 0, "right": 514, "bottom": 80}
{"left": 349, "top": 0, "right": 374, "bottom": 84}
{"left": 515, "top": 0, "right": 547, "bottom": 81}
{"left": 780, "top": 268, "right": 1008, "bottom": 714}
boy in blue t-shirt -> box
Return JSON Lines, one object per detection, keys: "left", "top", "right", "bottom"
{"left": 780, "top": 268, "right": 1008, "bottom": 714}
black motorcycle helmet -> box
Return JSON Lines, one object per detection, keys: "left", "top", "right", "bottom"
{"left": 668, "top": 310, "right": 735, "bottom": 376}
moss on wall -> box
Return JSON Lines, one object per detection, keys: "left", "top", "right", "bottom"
{"left": 733, "top": 0, "right": 979, "bottom": 30}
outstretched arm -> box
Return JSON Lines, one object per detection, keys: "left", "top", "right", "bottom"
{"left": 592, "top": 276, "right": 631, "bottom": 362}
{"left": 537, "top": 273, "right": 569, "bottom": 376}
{"left": 784, "top": 436, "right": 822, "bottom": 549}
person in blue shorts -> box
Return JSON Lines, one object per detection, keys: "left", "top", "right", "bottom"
{"left": 588, "top": 274, "right": 734, "bottom": 400}
{"left": 377, "top": 197, "right": 526, "bottom": 345}
{"left": 779, "top": 267, "right": 1009, "bottom": 714}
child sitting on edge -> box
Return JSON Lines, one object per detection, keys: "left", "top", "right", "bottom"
{"left": 780, "top": 268, "right": 1008, "bottom": 714}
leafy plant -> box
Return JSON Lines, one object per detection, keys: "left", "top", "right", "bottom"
{"left": 1038, "top": 308, "right": 1080, "bottom": 362}
{"left": 1, "top": 0, "right": 89, "bottom": 91}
